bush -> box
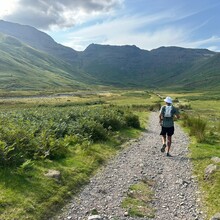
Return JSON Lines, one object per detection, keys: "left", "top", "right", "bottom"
{"left": 101, "top": 115, "right": 124, "bottom": 131}
{"left": 76, "top": 119, "right": 108, "bottom": 141}
{"left": 148, "top": 103, "right": 161, "bottom": 111}
{"left": 182, "top": 115, "right": 207, "bottom": 142}
{"left": 0, "top": 105, "right": 140, "bottom": 167}
{"left": 0, "top": 140, "right": 25, "bottom": 166}
{"left": 178, "top": 103, "right": 191, "bottom": 110}
{"left": 125, "top": 114, "right": 140, "bottom": 129}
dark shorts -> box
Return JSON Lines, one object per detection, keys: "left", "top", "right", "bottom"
{"left": 160, "top": 126, "right": 174, "bottom": 136}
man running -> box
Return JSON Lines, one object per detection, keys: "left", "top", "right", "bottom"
{"left": 159, "top": 96, "right": 180, "bottom": 156}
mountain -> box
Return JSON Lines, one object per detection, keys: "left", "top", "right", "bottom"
{"left": 0, "top": 20, "right": 79, "bottom": 64}
{"left": 174, "top": 53, "right": 220, "bottom": 90}
{"left": 79, "top": 44, "right": 152, "bottom": 86}
{"left": 0, "top": 33, "right": 86, "bottom": 90}
{"left": 0, "top": 20, "right": 219, "bottom": 91}
{"left": 79, "top": 44, "right": 216, "bottom": 88}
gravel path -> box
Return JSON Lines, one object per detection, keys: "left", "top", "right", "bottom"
{"left": 52, "top": 112, "right": 204, "bottom": 220}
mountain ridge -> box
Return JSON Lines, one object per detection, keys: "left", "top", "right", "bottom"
{"left": 0, "top": 20, "right": 219, "bottom": 91}
{"left": 0, "top": 32, "right": 87, "bottom": 90}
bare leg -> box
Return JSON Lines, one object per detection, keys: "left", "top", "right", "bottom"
{"left": 167, "top": 136, "right": 172, "bottom": 153}
{"left": 162, "top": 135, "right": 166, "bottom": 145}
{"left": 160, "top": 135, "right": 167, "bottom": 152}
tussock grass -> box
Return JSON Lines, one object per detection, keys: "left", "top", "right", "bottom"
{"left": 182, "top": 114, "right": 207, "bottom": 142}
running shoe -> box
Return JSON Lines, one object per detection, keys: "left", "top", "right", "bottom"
{"left": 161, "top": 144, "right": 166, "bottom": 153}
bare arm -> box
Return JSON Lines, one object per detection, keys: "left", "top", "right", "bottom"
{"left": 159, "top": 113, "right": 163, "bottom": 124}
{"left": 175, "top": 113, "right": 180, "bottom": 119}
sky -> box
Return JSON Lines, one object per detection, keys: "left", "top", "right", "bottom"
{"left": 0, "top": 0, "right": 220, "bottom": 52}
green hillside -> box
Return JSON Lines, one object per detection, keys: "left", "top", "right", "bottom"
{"left": 79, "top": 44, "right": 217, "bottom": 88}
{"left": 79, "top": 44, "right": 152, "bottom": 87}
{"left": 0, "top": 33, "right": 87, "bottom": 91}
{"left": 0, "top": 20, "right": 79, "bottom": 64}
{"left": 0, "top": 20, "right": 220, "bottom": 92}
{"left": 172, "top": 53, "right": 220, "bottom": 90}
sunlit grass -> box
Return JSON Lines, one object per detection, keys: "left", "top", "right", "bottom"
{"left": 0, "top": 89, "right": 151, "bottom": 219}
{"left": 189, "top": 142, "right": 220, "bottom": 219}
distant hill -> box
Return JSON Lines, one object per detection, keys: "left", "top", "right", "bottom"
{"left": 0, "top": 20, "right": 79, "bottom": 64}
{"left": 79, "top": 44, "right": 216, "bottom": 88}
{"left": 0, "top": 33, "right": 86, "bottom": 90}
{"left": 0, "top": 20, "right": 219, "bottom": 91}
{"left": 79, "top": 44, "right": 152, "bottom": 86}
{"left": 174, "top": 53, "right": 220, "bottom": 90}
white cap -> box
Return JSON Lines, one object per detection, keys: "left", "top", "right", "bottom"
{"left": 164, "top": 96, "right": 172, "bottom": 104}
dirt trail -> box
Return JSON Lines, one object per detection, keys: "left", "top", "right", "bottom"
{"left": 52, "top": 112, "right": 204, "bottom": 220}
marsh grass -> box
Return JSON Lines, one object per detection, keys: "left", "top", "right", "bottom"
{"left": 182, "top": 114, "right": 207, "bottom": 142}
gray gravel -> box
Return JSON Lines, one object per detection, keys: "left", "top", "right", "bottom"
{"left": 52, "top": 112, "right": 205, "bottom": 220}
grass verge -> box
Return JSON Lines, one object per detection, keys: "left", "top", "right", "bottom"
{"left": 189, "top": 141, "right": 220, "bottom": 219}
{"left": 121, "top": 178, "right": 155, "bottom": 218}
{"left": 0, "top": 128, "right": 144, "bottom": 220}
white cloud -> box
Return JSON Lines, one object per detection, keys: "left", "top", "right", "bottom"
{"left": 61, "top": 13, "right": 188, "bottom": 51}
{"left": 0, "top": 0, "right": 19, "bottom": 17}
{"left": 59, "top": 10, "right": 220, "bottom": 52}
{"left": 3, "top": 0, "right": 124, "bottom": 29}
{"left": 181, "top": 36, "right": 220, "bottom": 50}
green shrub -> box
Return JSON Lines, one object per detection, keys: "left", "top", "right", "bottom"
{"left": 0, "top": 140, "right": 24, "bottom": 166}
{"left": 75, "top": 118, "right": 108, "bottom": 141}
{"left": 101, "top": 115, "right": 124, "bottom": 131}
{"left": 125, "top": 114, "right": 140, "bottom": 129}
{"left": 178, "top": 103, "right": 191, "bottom": 110}
{"left": 0, "top": 105, "right": 140, "bottom": 167}
{"left": 182, "top": 115, "right": 207, "bottom": 142}
{"left": 148, "top": 103, "right": 161, "bottom": 111}
{"left": 16, "top": 159, "right": 35, "bottom": 176}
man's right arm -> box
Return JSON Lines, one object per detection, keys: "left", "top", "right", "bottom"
{"left": 159, "top": 106, "right": 163, "bottom": 124}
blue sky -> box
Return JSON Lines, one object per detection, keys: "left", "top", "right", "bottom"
{"left": 1, "top": 0, "right": 220, "bottom": 51}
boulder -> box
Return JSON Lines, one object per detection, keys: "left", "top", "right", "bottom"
{"left": 210, "top": 213, "right": 220, "bottom": 220}
{"left": 204, "top": 164, "right": 217, "bottom": 179}
{"left": 211, "top": 157, "right": 220, "bottom": 164}
{"left": 44, "top": 169, "right": 61, "bottom": 180}
{"left": 88, "top": 215, "right": 103, "bottom": 220}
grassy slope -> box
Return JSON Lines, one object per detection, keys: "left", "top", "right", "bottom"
{"left": 1, "top": 31, "right": 219, "bottom": 91}
{"left": 187, "top": 100, "right": 220, "bottom": 219}
{"left": 0, "top": 34, "right": 87, "bottom": 91}
{"left": 170, "top": 53, "right": 220, "bottom": 91}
